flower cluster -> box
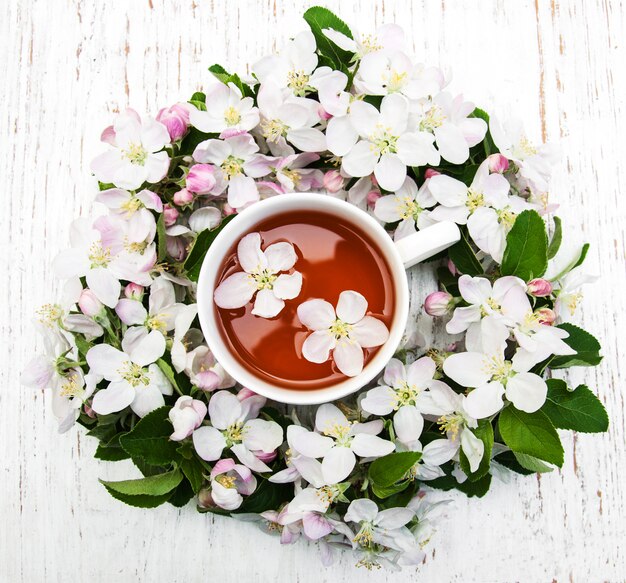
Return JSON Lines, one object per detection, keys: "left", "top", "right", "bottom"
{"left": 22, "top": 8, "right": 606, "bottom": 572}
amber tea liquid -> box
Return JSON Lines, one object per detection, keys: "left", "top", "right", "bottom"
{"left": 213, "top": 210, "right": 395, "bottom": 390}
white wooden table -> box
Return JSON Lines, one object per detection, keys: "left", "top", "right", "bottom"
{"left": 2, "top": 1, "right": 625, "bottom": 581}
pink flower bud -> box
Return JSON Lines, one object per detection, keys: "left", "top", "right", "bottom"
{"left": 447, "top": 259, "right": 458, "bottom": 276}
{"left": 78, "top": 289, "right": 103, "bottom": 317}
{"left": 487, "top": 153, "right": 509, "bottom": 174}
{"left": 527, "top": 278, "right": 553, "bottom": 297}
{"left": 366, "top": 190, "right": 381, "bottom": 209}
{"left": 222, "top": 203, "right": 237, "bottom": 216}
{"left": 186, "top": 164, "right": 218, "bottom": 194}
{"left": 156, "top": 104, "right": 190, "bottom": 141}
{"left": 163, "top": 204, "right": 179, "bottom": 227}
{"left": 424, "top": 291, "right": 454, "bottom": 316}
{"left": 124, "top": 283, "right": 144, "bottom": 300}
{"left": 166, "top": 235, "right": 187, "bottom": 262}
{"left": 317, "top": 105, "right": 332, "bottom": 121}
{"left": 535, "top": 307, "right": 556, "bottom": 325}
{"left": 254, "top": 450, "right": 277, "bottom": 463}
{"left": 84, "top": 404, "right": 97, "bottom": 418}
{"left": 323, "top": 170, "right": 344, "bottom": 193}
{"left": 198, "top": 488, "right": 215, "bottom": 509}
{"left": 424, "top": 168, "right": 441, "bottom": 179}
{"left": 173, "top": 188, "right": 195, "bottom": 206}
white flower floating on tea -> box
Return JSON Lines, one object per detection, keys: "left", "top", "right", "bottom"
{"left": 214, "top": 232, "right": 303, "bottom": 318}
{"left": 297, "top": 290, "right": 389, "bottom": 377}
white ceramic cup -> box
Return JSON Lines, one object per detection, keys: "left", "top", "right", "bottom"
{"left": 197, "top": 193, "right": 460, "bottom": 405}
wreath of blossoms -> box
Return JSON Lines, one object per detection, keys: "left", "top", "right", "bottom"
{"left": 22, "top": 7, "right": 608, "bottom": 572}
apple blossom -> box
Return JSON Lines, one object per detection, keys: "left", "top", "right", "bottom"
{"left": 418, "top": 382, "right": 484, "bottom": 472}
{"left": 253, "top": 30, "right": 318, "bottom": 96}
{"left": 428, "top": 160, "right": 511, "bottom": 225}
{"left": 193, "top": 133, "right": 269, "bottom": 209}
{"left": 214, "top": 232, "right": 302, "bottom": 318}
{"left": 52, "top": 218, "right": 123, "bottom": 308}
{"left": 185, "top": 163, "right": 219, "bottom": 195}
{"left": 411, "top": 92, "right": 487, "bottom": 164}
{"left": 169, "top": 395, "right": 207, "bottom": 441}
{"left": 344, "top": 499, "right": 415, "bottom": 552}
{"left": 374, "top": 177, "right": 436, "bottom": 240}
{"left": 443, "top": 345, "right": 552, "bottom": 416}
{"left": 536, "top": 307, "right": 556, "bottom": 325}
{"left": 446, "top": 274, "right": 529, "bottom": 352}
{"left": 487, "top": 153, "right": 509, "bottom": 174}
{"left": 361, "top": 357, "right": 446, "bottom": 417}
{"left": 78, "top": 289, "right": 103, "bottom": 317}
{"left": 490, "top": 116, "right": 559, "bottom": 192}
{"left": 156, "top": 103, "right": 190, "bottom": 141}
{"left": 87, "top": 329, "right": 172, "bottom": 417}
{"left": 209, "top": 458, "right": 258, "bottom": 511}
{"left": 96, "top": 187, "right": 163, "bottom": 216}
{"left": 341, "top": 93, "right": 439, "bottom": 192}
{"left": 322, "top": 24, "right": 405, "bottom": 59}
{"left": 424, "top": 291, "right": 454, "bottom": 316}
{"left": 289, "top": 404, "right": 395, "bottom": 485}
{"left": 248, "top": 152, "right": 323, "bottom": 193}
{"left": 552, "top": 266, "right": 599, "bottom": 322}
{"left": 125, "top": 283, "right": 144, "bottom": 300}
{"left": 256, "top": 81, "right": 326, "bottom": 156}
{"left": 192, "top": 390, "right": 283, "bottom": 472}
{"left": 190, "top": 82, "right": 260, "bottom": 134}
{"left": 115, "top": 276, "right": 185, "bottom": 341}
{"left": 297, "top": 291, "right": 389, "bottom": 377}
{"left": 354, "top": 51, "right": 444, "bottom": 99}
{"left": 323, "top": 169, "right": 344, "bottom": 193}
{"left": 527, "top": 278, "right": 553, "bottom": 297}
{"left": 90, "top": 109, "right": 170, "bottom": 190}
{"left": 173, "top": 188, "right": 195, "bottom": 206}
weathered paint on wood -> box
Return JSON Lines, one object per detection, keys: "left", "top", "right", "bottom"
{"left": 1, "top": 0, "right": 625, "bottom": 581}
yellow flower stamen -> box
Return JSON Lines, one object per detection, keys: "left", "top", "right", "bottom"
{"left": 123, "top": 142, "right": 148, "bottom": 165}
{"left": 224, "top": 106, "right": 242, "bottom": 126}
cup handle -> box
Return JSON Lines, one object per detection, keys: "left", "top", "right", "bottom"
{"left": 394, "top": 221, "right": 461, "bottom": 269}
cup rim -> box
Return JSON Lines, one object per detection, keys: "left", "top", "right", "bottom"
{"left": 197, "top": 193, "right": 409, "bottom": 405}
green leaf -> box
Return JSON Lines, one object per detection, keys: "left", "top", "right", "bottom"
{"left": 550, "top": 323, "right": 603, "bottom": 368}
{"left": 368, "top": 451, "right": 421, "bottom": 487}
{"left": 459, "top": 420, "right": 494, "bottom": 481}
{"left": 156, "top": 213, "right": 167, "bottom": 262}
{"left": 100, "top": 468, "right": 183, "bottom": 497}
{"left": 494, "top": 450, "right": 534, "bottom": 475}
{"left": 303, "top": 7, "right": 354, "bottom": 70}
{"left": 513, "top": 452, "right": 554, "bottom": 473}
{"left": 572, "top": 243, "right": 590, "bottom": 270}
{"left": 181, "top": 457, "right": 205, "bottom": 493}
{"left": 208, "top": 64, "right": 253, "bottom": 98}
{"left": 470, "top": 108, "right": 496, "bottom": 157}
{"left": 448, "top": 228, "right": 483, "bottom": 276}
{"left": 94, "top": 433, "right": 130, "bottom": 462}
{"left": 233, "top": 479, "right": 293, "bottom": 514}
{"left": 501, "top": 210, "right": 548, "bottom": 280}
{"left": 458, "top": 473, "right": 492, "bottom": 498}
{"left": 547, "top": 216, "right": 562, "bottom": 260}
{"left": 183, "top": 215, "right": 236, "bottom": 282}
{"left": 168, "top": 478, "right": 195, "bottom": 508}
{"left": 119, "top": 406, "right": 180, "bottom": 466}
{"left": 542, "top": 379, "right": 608, "bottom": 433}
{"left": 102, "top": 487, "right": 173, "bottom": 508}
{"left": 371, "top": 480, "right": 410, "bottom": 500}
{"left": 498, "top": 407, "right": 564, "bottom": 467}
{"left": 179, "top": 127, "right": 215, "bottom": 156}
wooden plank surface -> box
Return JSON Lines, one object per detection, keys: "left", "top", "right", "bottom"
{"left": 1, "top": 0, "right": 625, "bottom": 581}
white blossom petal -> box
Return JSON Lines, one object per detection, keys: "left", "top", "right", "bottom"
{"left": 214, "top": 272, "right": 256, "bottom": 309}
{"left": 273, "top": 272, "right": 302, "bottom": 300}
{"left": 333, "top": 339, "right": 364, "bottom": 377}
{"left": 193, "top": 426, "right": 227, "bottom": 461}
{"left": 336, "top": 290, "right": 367, "bottom": 324}
{"left": 321, "top": 446, "right": 356, "bottom": 484}
{"left": 302, "top": 330, "right": 335, "bottom": 363}
{"left": 350, "top": 316, "right": 389, "bottom": 348}
{"left": 297, "top": 299, "right": 336, "bottom": 330}
{"left": 506, "top": 373, "right": 548, "bottom": 413}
